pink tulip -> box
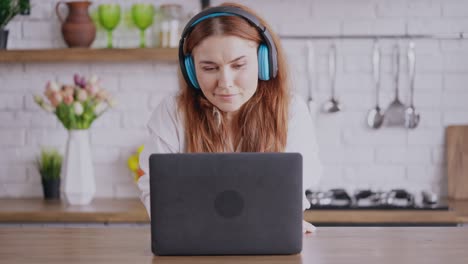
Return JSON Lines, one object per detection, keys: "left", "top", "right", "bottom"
{"left": 45, "top": 81, "right": 59, "bottom": 97}
{"left": 86, "top": 83, "right": 100, "bottom": 96}
{"left": 45, "top": 90, "right": 53, "bottom": 101}
{"left": 63, "top": 95, "right": 73, "bottom": 105}
{"left": 46, "top": 81, "right": 60, "bottom": 92}
{"left": 45, "top": 86, "right": 53, "bottom": 98}
{"left": 62, "top": 85, "right": 74, "bottom": 97}
{"left": 77, "top": 89, "right": 88, "bottom": 102}
{"left": 50, "top": 92, "right": 63, "bottom": 107}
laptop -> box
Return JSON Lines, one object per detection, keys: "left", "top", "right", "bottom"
{"left": 149, "top": 152, "right": 303, "bottom": 256}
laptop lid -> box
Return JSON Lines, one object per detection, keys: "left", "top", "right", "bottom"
{"left": 149, "top": 152, "right": 303, "bottom": 256}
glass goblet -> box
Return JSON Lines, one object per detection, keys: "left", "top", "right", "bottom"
{"left": 98, "top": 4, "right": 121, "bottom": 48}
{"left": 131, "top": 3, "right": 155, "bottom": 48}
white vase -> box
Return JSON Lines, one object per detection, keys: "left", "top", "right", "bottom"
{"left": 61, "top": 129, "right": 95, "bottom": 205}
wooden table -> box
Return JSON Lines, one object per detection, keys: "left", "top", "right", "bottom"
{"left": 1, "top": 198, "right": 467, "bottom": 225}
{"left": 0, "top": 227, "right": 467, "bottom": 264}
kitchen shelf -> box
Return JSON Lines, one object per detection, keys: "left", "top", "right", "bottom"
{"left": 0, "top": 48, "right": 178, "bottom": 63}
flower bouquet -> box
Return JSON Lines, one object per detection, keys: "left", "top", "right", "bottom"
{"left": 34, "top": 74, "right": 115, "bottom": 130}
{"left": 33, "top": 74, "right": 115, "bottom": 205}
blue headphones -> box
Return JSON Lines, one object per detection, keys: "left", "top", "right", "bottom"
{"left": 178, "top": 6, "right": 278, "bottom": 90}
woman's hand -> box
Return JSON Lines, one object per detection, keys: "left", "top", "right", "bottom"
{"left": 303, "top": 220, "right": 316, "bottom": 234}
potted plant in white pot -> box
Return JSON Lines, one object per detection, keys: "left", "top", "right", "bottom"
{"left": 36, "top": 148, "right": 63, "bottom": 200}
{"left": 0, "top": 0, "right": 30, "bottom": 49}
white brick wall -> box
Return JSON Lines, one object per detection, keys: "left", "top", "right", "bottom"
{"left": 0, "top": 0, "right": 467, "bottom": 199}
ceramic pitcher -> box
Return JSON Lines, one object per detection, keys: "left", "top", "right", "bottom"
{"left": 56, "top": 1, "right": 96, "bottom": 47}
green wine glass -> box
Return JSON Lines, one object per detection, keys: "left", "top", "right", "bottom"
{"left": 98, "top": 4, "right": 121, "bottom": 48}
{"left": 131, "top": 3, "right": 155, "bottom": 48}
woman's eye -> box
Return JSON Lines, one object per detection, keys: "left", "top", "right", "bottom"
{"left": 233, "top": 64, "right": 246, "bottom": 69}
{"left": 202, "top": 67, "right": 216, "bottom": 72}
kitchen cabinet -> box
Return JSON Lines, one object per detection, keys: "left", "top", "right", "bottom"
{"left": 0, "top": 48, "right": 178, "bottom": 63}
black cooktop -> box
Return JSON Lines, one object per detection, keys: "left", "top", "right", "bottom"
{"left": 307, "top": 204, "right": 450, "bottom": 210}
{"left": 306, "top": 188, "right": 450, "bottom": 211}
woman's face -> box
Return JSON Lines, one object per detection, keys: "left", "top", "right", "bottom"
{"left": 192, "top": 35, "right": 259, "bottom": 115}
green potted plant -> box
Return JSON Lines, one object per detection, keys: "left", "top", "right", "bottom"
{"left": 0, "top": 0, "right": 30, "bottom": 49}
{"left": 36, "top": 148, "right": 63, "bottom": 200}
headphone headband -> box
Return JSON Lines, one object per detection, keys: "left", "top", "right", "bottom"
{"left": 178, "top": 6, "right": 278, "bottom": 90}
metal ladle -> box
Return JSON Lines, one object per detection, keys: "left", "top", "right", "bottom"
{"left": 404, "top": 41, "right": 420, "bottom": 129}
{"left": 367, "top": 39, "right": 384, "bottom": 129}
{"left": 322, "top": 44, "right": 341, "bottom": 113}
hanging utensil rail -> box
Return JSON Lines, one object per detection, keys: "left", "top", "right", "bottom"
{"left": 279, "top": 32, "right": 466, "bottom": 40}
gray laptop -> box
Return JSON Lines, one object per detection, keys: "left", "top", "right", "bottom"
{"left": 149, "top": 152, "right": 303, "bottom": 256}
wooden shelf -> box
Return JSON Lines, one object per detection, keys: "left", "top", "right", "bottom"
{"left": 0, "top": 48, "right": 178, "bottom": 63}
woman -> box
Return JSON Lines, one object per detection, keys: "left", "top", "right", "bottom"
{"left": 138, "top": 3, "right": 322, "bottom": 233}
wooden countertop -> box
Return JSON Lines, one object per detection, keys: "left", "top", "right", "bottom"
{"left": 0, "top": 198, "right": 149, "bottom": 223}
{"left": 1, "top": 227, "right": 467, "bottom": 264}
{"left": 1, "top": 198, "right": 468, "bottom": 224}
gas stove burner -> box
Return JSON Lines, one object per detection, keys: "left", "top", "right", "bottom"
{"left": 306, "top": 188, "right": 352, "bottom": 207}
{"left": 306, "top": 188, "right": 449, "bottom": 211}
{"left": 422, "top": 190, "right": 438, "bottom": 205}
{"left": 354, "top": 189, "right": 415, "bottom": 208}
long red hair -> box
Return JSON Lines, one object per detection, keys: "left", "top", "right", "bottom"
{"left": 177, "top": 2, "right": 291, "bottom": 152}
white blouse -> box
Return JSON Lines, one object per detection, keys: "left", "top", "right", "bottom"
{"left": 137, "top": 93, "right": 323, "bottom": 217}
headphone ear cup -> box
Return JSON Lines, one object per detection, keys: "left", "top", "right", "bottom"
{"left": 257, "top": 44, "right": 270, "bottom": 81}
{"left": 184, "top": 55, "right": 200, "bottom": 89}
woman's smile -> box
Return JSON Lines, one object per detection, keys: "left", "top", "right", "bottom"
{"left": 216, "top": 93, "right": 239, "bottom": 102}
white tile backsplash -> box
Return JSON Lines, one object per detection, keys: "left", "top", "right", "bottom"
{"left": 0, "top": 0, "right": 467, "bottom": 198}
